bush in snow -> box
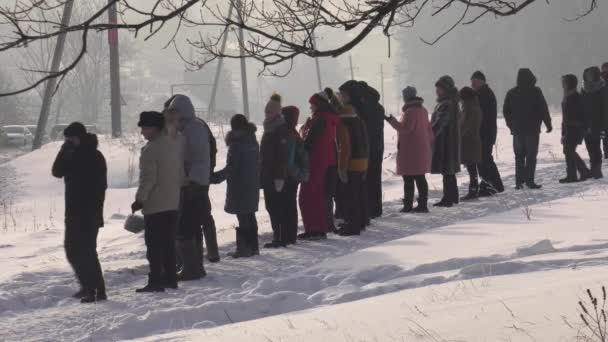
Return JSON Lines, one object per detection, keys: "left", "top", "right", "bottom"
{"left": 578, "top": 286, "right": 607, "bottom": 342}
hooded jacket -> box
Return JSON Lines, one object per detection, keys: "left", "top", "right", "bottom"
{"left": 167, "top": 95, "right": 211, "bottom": 186}
{"left": 431, "top": 85, "right": 461, "bottom": 175}
{"left": 460, "top": 96, "right": 483, "bottom": 164}
{"left": 503, "top": 69, "right": 551, "bottom": 135}
{"left": 582, "top": 67, "right": 608, "bottom": 135}
{"left": 52, "top": 133, "right": 107, "bottom": 228}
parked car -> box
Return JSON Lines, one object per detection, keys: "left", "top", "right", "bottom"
{"left": 1, "top": 125, "right": 34, "bottom": 147}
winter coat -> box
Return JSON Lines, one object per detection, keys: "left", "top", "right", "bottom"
{"left": 475, "top": 84, "right": 498, "bottom": 146}
{"left": 168, "top": 95, "right": 211, "bottom": 186}
{"left": 337, "top": 105, "right": 369, "bottom": 173}
{"left": 503, "top": 69, "right": 551, "bottom": 136}
{"left": 135, "top": 133, "right": 184, "bottom": 215}
{"left": 388, "top": 97, "right": 432, "bottom": 176}
{"left": 215, "top": 123, "right": 260, "bottom": 215}
{"left": 431, "top": 92, "right": 461, "bottom": 175}
{"left": 52, "top": 133, "right": 107, "bottom": 228}
{"left": 260, "top": 116, "right": 290, "bottom": 189}
{"left": 360, "top": 87, "right": 385, "bottom": 166}
{"left": 561, "top": 92, "right": 586, "bottom": 145}
{"left": 460, "top": 98, "right": 483, "bottom": 164}
{"left": 581, "top": 67, "right": 608, "bottom": 136}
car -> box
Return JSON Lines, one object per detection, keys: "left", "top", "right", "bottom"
{"left": 1, "top": 125, "right": 34, "bottom": 147}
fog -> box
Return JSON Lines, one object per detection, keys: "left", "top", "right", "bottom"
{"left": 0, "top": 0, "right": 605, "bottom": 132}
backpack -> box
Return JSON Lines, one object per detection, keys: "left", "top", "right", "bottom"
{"left": 287, "top": 134, "right": 309, "bottom": 182}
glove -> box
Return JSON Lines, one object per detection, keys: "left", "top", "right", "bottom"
{"left": 546, "top": 123, "right": 553, "bottom": 133}
{"left": 274, "top": 179, "right": 285, "bottom": 192}
{"left": 338, "top": 170, "right": 348, "bottom": 184}
{"left": 131, "top": 201, "right": 143, "bottom": 213}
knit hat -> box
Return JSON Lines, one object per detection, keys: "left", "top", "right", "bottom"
{"left": 63, "top": 122, "right": 87, "bottom": 138}
{"left": 401, "top": 86, "right": 417, "bottom": 102}
{"left": 264, "top": 93, "right": 282, "bottom": 121}
{"left": 138, "top": 111, "right": 165, "bottom": 130}
{"left": 562, "top": 74, "right": 578, "bottom": 91}
{"left": 282, "top": 106, "right": 300, "bottom": 129}
{"left": 230, "top": 113, "right": 249, "bottom": 131}
{"left": 435, "top": 75, "right": 455, "bottom": 91}
{"left": 471, "top": 71, "right": 486, "bottom": 82}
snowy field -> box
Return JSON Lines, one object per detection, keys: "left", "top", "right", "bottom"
{"left": 1, "top": 116, "right": 608, "bottom": 341}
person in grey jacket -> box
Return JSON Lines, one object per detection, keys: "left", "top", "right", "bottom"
{"left": 165, "top": 94, "right": 214, "bottom": 280}
{"left": 131, "top": 111, "right": 183, "bottom": 292}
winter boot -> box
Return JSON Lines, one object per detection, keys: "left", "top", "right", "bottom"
{"left": 559, "top": 177, "right": 579, "bottom": 184}
{"left": 412, "top": 193, "right": 429, "bottom": 213}
{"left": 526, "top": 182, "right": 542, "bottom": 189}
{"left": 461, "top": 177, "right": 479, "bottom": 201}
{"left": 203, "top": 223, "right": 220, "bottom": 263}
{"left": 478, "top": 181, "right": 497, "bottom": 197}
{"left": 228, "top": 228, "right": 255, "bottom": 258}
{"left": 80, "top": 289, "right": 107, "bottom": 303}
{"left": 591, "top": 163, "right": 604, "bottom": 179}
{"left": 176, "top": 240, "right": 204, "bottom": 281}
{"left": 136, "top": 274, "right": 165, "bottom": 293}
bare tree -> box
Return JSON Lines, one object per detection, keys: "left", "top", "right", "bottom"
{"left": 0, "top": 0, "right": 598, "bottom": 97}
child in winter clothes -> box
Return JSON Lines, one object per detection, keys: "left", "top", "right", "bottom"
{"left": 459, "top": 87, "right": 483, "bottom": 201}
{"left": 213, "top": 114, "right": 260, "bottom": 258}
{"left": 386, "top": 87, "right": 432, "bottom": 213}
{"left": 298, "top": 90, "right": 340, "bottom": 240}
{"left": 560, "top": 74, "right": 590, "bottom": 183}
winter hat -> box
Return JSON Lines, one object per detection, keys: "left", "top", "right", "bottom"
{"left": 471, "top": 71, "right": 486, "bottom": 82}
{"left": 230, "top": 114, "right": 249, "bottom": 131}
{"left": 459, "top": 87, "right": 476, "bottom": 101}
{"left": 138, "top": 111, "right": 165, "bottom": 130}
{"left": 602, "top": 62, "right": 608, "bottom": 71}
{"left": 282, "top": 106, "right": 300, "bottom": 129}
{"left": 435, "top": 75, "right": 455, "bottom": 91}
{"left": 562, "top": 74, "right": 578, "bottom": 91}
{"left": 309, "top": 90, "right": 330, "bottom": 107}
{"left": 401, "top": 86, "right": 417, "bottom": 102}
{"left": 264, "top": 93, "right": 282, "bottom": 121}
{"left": 63, "top": 122, "right": 87, "bottom": 138}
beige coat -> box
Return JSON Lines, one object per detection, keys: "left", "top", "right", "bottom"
{"left": 136, "top": 133, "right": 183, "bottom": 215}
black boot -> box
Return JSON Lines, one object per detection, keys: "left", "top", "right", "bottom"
{"left": 176, "top": 240, "right": 204, "bottom": 281}
{"left": 461, "top": 177, "right": 479, "bottom": 201}
{"left": 228, "top": 228, "right": 255, "bottom": 258}
{"left": 591, "top": 163, "right": 604, "bottom": 179}
{"left": 413, "top": 194, "right": 429, "bottom": 213}
{"left": 203, "top": 223, "right": 220, "bottom": 263}
{"left": 136, "top": 274, "right": 165, "bottom": 293}
{"left": 478, "top": 181, "right": 497, "bottom": 197}
{"left": 81, "top": 289, "right": 108, "bottom": 303}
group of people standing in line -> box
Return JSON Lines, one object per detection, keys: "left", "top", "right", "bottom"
{"left": 52, "top": 62, "right": 608, "bottom": 303}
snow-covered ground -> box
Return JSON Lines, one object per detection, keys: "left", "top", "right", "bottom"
{"left": 1, "top": 117, "right": 607, "bottom": 342}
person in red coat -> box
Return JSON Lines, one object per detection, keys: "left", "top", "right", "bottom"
{"left": 386, "top": 87, "right": 433, "bottom": 213}
{"left": 298, "top": 91, "right": 340, "bottom": 240}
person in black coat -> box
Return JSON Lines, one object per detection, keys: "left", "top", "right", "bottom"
{"left": 503, "top": 68, "right": 552, "bottom": 189}
{"left": 560, "top": 74, "right": 590, "bottom": 183}
{"left": 52, "top": 122, "right": 107, "bottom": 304}
{"left": 581, "top": 66, "right": 607, "bottom": 179}
{"left": 471, "top": 71, "right": 504, "bottom": 195}
{"left": 601, "top": 62, "right": 608, "bottom": 159}
{"left": 213, "top": 114, "right": 260, "bottom": 258}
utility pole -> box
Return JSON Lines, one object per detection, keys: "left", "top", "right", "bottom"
{"left": 312, "top": 35, "right": 323, "bottom": 91}
{"left": 208, "top": 3, "right": 235, "bottom": 117}
{"left": 108, "top": 0, "right": 122, "bottom": 137}
{"left": 349, "top": 55, "right": 355, "bottom": 80}
{"left": 32, "top": 0, "right": 74, "bottom": 151}
{"left": 236, "top": 0, "right": 250, "bottom": 119}
{"left": 380, "top": 64, "right": 385, "bottom": 108}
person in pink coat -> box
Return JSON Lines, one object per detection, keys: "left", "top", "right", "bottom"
{"left": 386, "top": 87, "right": 433, "bottom": 213}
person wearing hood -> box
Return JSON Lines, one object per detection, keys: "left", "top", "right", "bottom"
{"left": 52, "top": 122, "right": 107, "bottom": 304}
{"left": 213, "top": 114, "right": 260, "bottom": 258}
{"left": 560, "top": 75, "right": 590, "bottom": 183}
{"left": 165, "top": 94, "right": 210, "bottom": 280}
{"left": 298, "top": 90, "right": 340, "bottom": 240}
{"left": 431, "top": 76, "right": 461, "bottom": 207}
{"left": 503, "top": 68, "right": 552, "bottom": 189}
{"left": 581, "top": 66, "right": 607, "bottom": 179}
{"left": 260, "top": 94, "right": 292, "bottom": 248}
{"left": 471, "top": 71, "right": 504, "bottom": 195}
{"left": 339, "top": 80, "right": 384, "bottom": 220}
{"left": 282, "top": 105, "right": 307, "bottom": 245}
{"left": 459, "top": 87, "right": 483, "bottom": 201}
{"left": 386, "top": 86, "right": 432, "bottom": 213}
{"left": 131, "top": 112, "right": 183, "bottom": 292}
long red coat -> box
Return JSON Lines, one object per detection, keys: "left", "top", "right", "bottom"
{"left": 388, "top": 98, "right": 433, "bottom": 176}
{"left": 299, "top": 111, "right": 339, "bottom": 234}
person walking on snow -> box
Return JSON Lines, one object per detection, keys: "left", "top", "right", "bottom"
{"left": 559, "top": 75, "right": 591, "bottom": 183}
{"left": 581, "top": 67, "right": 608, "bottom": 179}
{"left": 503, "top": 68, "right": 552, "bottom": 189}
{"left": 386, "top": 87, "right": 432, "bottom": 213}
{"left": 52, "top": 122, "right": 107, "bottom": 304}
{"left": 459, "top": 87, "right": 483, "bottom": 201}
{"left": 259, "top": 94, "right": 292, "bottom": 248}
{"left": 431, "top": 76, "right": 461, "bottom": 207}
{"left": 131, "top": 111, "right": 183, "bottom": 293}
{"left": 471, "top": 71, "right": 504, "bottom": 195}
{"left": 299, "top": 90, "right": 340, "bottom": 240}
{"left": 213, "top": 114, "right": 261, "bottom": 258}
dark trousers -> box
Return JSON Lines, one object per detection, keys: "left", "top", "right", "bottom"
{"left": 585, "top": 135, "right": 603, "bottom": 169}
{"left": 65, "top": 225, "right": 105, "bottom": 294}
{"left": 366, "top": 162, "right": 383, "bottom": 218}
{"left": 478, "top": 143, "right": 504, "bottom": 192}
{"left": 144, "top": 211, "right": 178, "bottom": 285}
{"left": 402, "top": 175, "right": 428, "bottom": 209}
{"left": 343, "top": 172, "right": 366, "bottom": 234}
{"left": 236, "top": 213, "right": 259, "bottom": 253}
{"left": 334, "top": 180, "right": 346, "bottom": 220}
{"left": 177, "top": 184, "right": 217, "bottom": 256}
{"left": 465, "top": 163, "right": 479, "bottom": 192}
{"left": 265, "top": 187, "right": 291, "bottom": 244}
{"left": 513, "top": 134, "right": 540, "bottom": 185}
{"left": 563, "top": 141, "right": 589, "bottom": 179}
{"left": 602, "top": 137, "right": 608, "bottom": 159}
{"left": 284, "top": 181, "right": 299, "bottom": 244}
{"left": 442, "top": 174, "right": 459, "bottom": 204}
